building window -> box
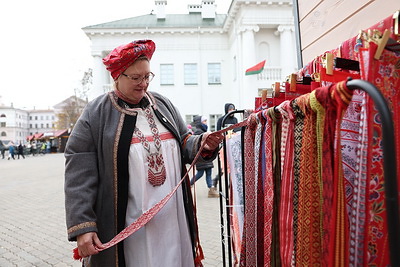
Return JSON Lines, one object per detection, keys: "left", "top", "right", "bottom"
{"left": 209, "top": 114, "right": 220, "bottom": 132}
{"left": 1, "top": 131, "right": 6, "bottom": 136}
{"left": 30, "top": 124, "right": 32, "bottom": 128}
{"left": 208, "top": 63, "right": 221, "bottom": 84}
{"left": 35, "top": 124, "right": 38, "bottom": 129}
{"left": 41, "top": 123, "right": 44, "bottom": 128}
{"left": 46, "top": 123, "right": 49, "bottom": 128}
{"left": 0, "top": 122, "right": 6, "bottom": 127}
{"left": 184, "top": 63, "right": 198, "bottom": 85}
{"left": 0, "top": 114, "right": 6, "bottom": 118}
{"left": 35, "top": 116, "right": 38, "bottom": 120}
{"left": 160, "top": 64, "right": 174, "bottom": 85}
{"left": 29, "top": 116, "right": 32, "bottom": 120}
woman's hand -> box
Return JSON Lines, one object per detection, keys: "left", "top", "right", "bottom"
{"left": 201, "top": 132, "right": 224, "bottom": 151}
{"left": 77, "top": 232, "right": 104, "bottom": 258}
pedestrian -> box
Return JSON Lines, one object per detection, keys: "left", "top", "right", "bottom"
{"left": 17, "top": 142, "right": 25, "bottom": 159}
{"left": 40, "top": 142, "right": 46, "bottom": 154}
{"left": 31, "top": 142, "right": 37, "bottom": 156}
{"left": 8, "top": 142, "right": 15, "bottom": 160}
{"left": 64, "top": 39, "right": 224, "bottom": 267}
{"left": 216, "top": 103, "right": 238, "bottom": 131}
{"left": 46, "top": 141, "right": 51, "bottom": 153}
{"left": 0, "top": 141, "right": 5, "bottom": 159}
{"left": 213, "top": 103, "right": 239, "bottom": 187}
{"left": 187, "top": 124, "right": 193, "bottom": 134}
{"left": 190, "top": 115, "right": 219, "bottom": 198}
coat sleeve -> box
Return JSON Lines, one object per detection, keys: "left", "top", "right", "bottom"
{"left": 64, "top": 104, "right": 99, "bottom": 241}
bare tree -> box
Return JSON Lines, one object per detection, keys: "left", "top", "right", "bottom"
{"left": 55, "top": 97, "right": 86, "bottom": 130}
{"left": 78, "top": 68, "right": 92, "bottom": 103}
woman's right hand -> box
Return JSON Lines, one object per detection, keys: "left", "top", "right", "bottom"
{"left": 77, "top": 232, "right": 104, "bottom": 258}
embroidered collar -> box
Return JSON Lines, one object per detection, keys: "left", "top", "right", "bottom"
{"left": 113, "top": 90, "right": 150, "bottom": 109}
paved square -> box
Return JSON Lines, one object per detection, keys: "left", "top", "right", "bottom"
{"left": 0, "top": 153, "right": 225, "bottom": 266}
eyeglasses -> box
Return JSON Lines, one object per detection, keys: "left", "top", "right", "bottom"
{"left": 121, "top": 72, "right": 155, "bottom": 84}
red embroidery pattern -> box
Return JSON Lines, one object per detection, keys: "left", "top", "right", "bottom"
{"left": 134, "top": 107, "right": 166, "bottom": 186}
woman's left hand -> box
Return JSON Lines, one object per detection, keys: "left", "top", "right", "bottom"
{"left": 201, "top": 132, "right": 224, "bottom": 151}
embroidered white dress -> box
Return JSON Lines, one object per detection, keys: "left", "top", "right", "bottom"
{"left": 123, "top": 107, "right": 194, "bottom": 267}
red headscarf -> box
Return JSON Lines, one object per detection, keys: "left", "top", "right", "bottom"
{"left": 102, "top": 40, "right": 156, "bottom": 80}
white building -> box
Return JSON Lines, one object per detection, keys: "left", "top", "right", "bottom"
{"left": 0, "top": 106, "right": 30, "bottom": 145}
{"left": 83, "top": 0, "right": 297, "bottom": 130}
{"left": 28, "top": 109, "right": 56, "bottom": 136}
{"left": 0, "top": 95, "right": 86, "bottom": 145}
{"left": 0, "top": 105, "right": 56, "bottom": 145}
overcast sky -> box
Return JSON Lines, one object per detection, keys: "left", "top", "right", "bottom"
{"left": 0, "top": 0, "right": 230, "bottom": 110}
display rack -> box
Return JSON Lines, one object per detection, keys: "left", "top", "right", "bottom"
{"left": 216, "top": 79, "right": 399, "bottom": 266}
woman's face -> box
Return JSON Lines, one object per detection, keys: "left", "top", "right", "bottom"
{"left": 116, "top": 59, "right": 151, "bottom": 104}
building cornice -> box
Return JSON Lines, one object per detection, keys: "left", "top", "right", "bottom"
{"left": 223, "top": 0, "right": 293, "bottom": 32}
{"left": 83, "top": 27, "right": 227, "bottom": 38}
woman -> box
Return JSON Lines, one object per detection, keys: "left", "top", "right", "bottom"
{"left": 64, "top": 40, "right": 223, "bottom": 266}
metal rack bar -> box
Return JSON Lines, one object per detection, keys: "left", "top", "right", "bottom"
{"left": 217, "top": 109, "right": 246, "bottom": 267}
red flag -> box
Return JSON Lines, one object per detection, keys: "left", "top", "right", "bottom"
{"left": 245, "top": 60, "right": 266, "bottom": 75}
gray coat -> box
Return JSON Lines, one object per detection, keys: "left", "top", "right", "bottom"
{"left": 64, "top": 91, "right": 216, "bottom": 266}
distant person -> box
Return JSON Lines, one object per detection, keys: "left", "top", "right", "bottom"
{"left": 190, "top": 115, "right": 219, "bottom": 198}
{"left": 31, "top": 142, "right": 37, "bottom": 156}
{"left": 46, "top": 141, "right": 51, "bottom": 153}
{"left": 187, "top": 124, "right": 193, "bottom": 134}
{"left": 216, "top": 103, "right": 238, "bottom": 131}
{"left": 8, "top": 142, "right": 15, "bottom": 160}
{"left": 40, "top": 142, "right": 46, "bottom": 154}
{"left": 214, "top": 103, "right": 239, "bottom": 187}
{"left": 17, "top": 142, "right": 25, "bottom": 159}
{"left": 0, "top": 141, "right": 5, "bottom": 159}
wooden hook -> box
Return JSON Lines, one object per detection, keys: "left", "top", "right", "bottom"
{"left": 290, "top": 74, "right": 297, "bottom": 92}
{"left": 325, "top": 53, "right": 334, "bottom": 75}
{"left": 374, "top": 29, "right": 391, "bottom": 60}
{"left": 274, "top": 82, "right": 280, "bottom": 97}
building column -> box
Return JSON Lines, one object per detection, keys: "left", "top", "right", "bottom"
{"left": 240, "top": 25, "right": 259, "bottom": 110}
{"left": 277, "top": 25, "right": 296, "bottom": 80}
{"left": 89, "top": 51, "right": 106, "bottom": 101}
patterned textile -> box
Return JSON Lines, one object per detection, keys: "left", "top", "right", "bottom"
{"left": 295, "top": 93, "right": 321, "bottom": 266}
{"left": 340, "top": 89, "right": 368, "bottom": 266}
{"left": 315, "top": 82, "right": 353, "bottom": 266}
{"left": 133, "top": 106, "right": 166, "bottom": 186}
{"left": 255, "top": 113, "right": 266, "bottom": 266}
{"left": 226, "top": 132, "right": 245, "bottom": 264}
{"left": 255, "top": 111, "right": 272, "bottom": 267}
{"left": 102, "top": 40, "right": 156, "bottom": 80}
{"left": 359, "top": 43, "right": 400, "bottom": 266}
{"left": 291, "top": 99, "right": 305, "bottom": 265}
{"left": 240, "top": 113, "right": 258, "bottom": 267}
{"left": 277, "top": 101, "right": 296, "bottom": 267}
{"left": 309, "top": 90, "right": 326, "bottom": 265}
{"left": 267, "top": 108, "right": 282, "bottom": 267}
